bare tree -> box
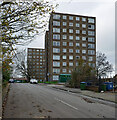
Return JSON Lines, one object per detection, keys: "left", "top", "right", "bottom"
{"left": 96, "top": 51, "right": 113, "bottom": 78}
{"left": 13, "top": 49, "right": 33, "bottom": 82}
{"left": 0, "top": 1, "right": 57, "bottom": 81}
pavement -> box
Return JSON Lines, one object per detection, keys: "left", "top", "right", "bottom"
{"left": 47, "top": 84, "right": 116, "bottom": 103}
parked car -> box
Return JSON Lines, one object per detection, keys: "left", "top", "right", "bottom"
{"left": 9, "top": 79, "right": 14, "bottom": 83}
{"left": 16, "top": 80, "right": 21, "bottom": 83}
{"left": 30, "top": 79, "right": 38, "bottom": 84}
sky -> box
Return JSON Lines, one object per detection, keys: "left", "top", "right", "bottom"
{"left": 22, "top": 0, "right": 116, "bottom": 76}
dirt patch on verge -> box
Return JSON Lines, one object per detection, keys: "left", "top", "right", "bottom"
{"left": 82, "top": 97, "right": 95, "bottom": 103}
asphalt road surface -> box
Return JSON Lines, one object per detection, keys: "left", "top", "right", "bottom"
{"left": 3, "top": 83, "right": 115, "bottom": 118}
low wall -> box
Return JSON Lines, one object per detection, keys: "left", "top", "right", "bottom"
{"left": 86, "top": 86, "right": 99, "bottom": 92}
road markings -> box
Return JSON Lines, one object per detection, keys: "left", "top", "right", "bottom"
{"left": 55, "top": 98, "right": 79, "bottom": 110}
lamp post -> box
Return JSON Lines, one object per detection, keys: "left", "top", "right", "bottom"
{"left": 98, "top": 76, "right": 101, "bottom": 92}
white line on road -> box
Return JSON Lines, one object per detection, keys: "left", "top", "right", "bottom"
{"left": 55, "top": 97, "right": 79, "bottom": 111}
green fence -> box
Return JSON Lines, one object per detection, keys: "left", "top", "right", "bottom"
{"left": 59, "top": 74, "right": 71, "bottom": 83}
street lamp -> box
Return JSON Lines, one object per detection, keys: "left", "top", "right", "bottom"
{"left": 98, "top": 76, "right": 101, "bottom": 92}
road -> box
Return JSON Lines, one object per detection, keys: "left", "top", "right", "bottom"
{"left": 3, "top": 83, "right": 115, "bottom": 118}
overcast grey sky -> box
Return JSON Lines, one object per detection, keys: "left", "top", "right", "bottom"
{"left": 24, "top": 0, "right": 116, "bottom": 76}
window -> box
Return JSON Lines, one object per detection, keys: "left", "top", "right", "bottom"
{"left": 53, "top": 48, "right": 60, "bottom": 53}
{"left": 76, "top": 36, "right": 80, "bottom": 40}
{"left": 82, "top": 44, "right": 86, "bottom": 47}
{"left": 53, "top": 34, "right": 60, "bottom": 39}
{"left": 82, "top": 17, "right": 86, "bottom": 22}
{"left": 89, "top": 56, "right": 93, "bottom": 61}
{"left": 69, "top": 62, "right": 73, "bottom": 66}
{"left": 88, "top": 31, "right": 95, "bottom": 36}
{"left": 53, "top": 41, "right": 60, "bottom": 46}
{"left": 76, "top": 30, "right": 80, "bottom": 34}
{"left": 53, "top": 55, "right": 60, "bottom": 60}
{"left": 82, "top": 30, "right": 86, "bottom": 34}
{"left": 53, "top": 28, "right": 60, "bottom": 33}
{"left": 88, "top": 63, "right": 95, "bottom": 68}
{"left": 63, "top": 22, "right": 67, "bottom": 26}
{"left": 82, "top": 50, "right": 86, "bottom": 54}
{"left": 69, "top": 49, "right": 73, "bottom": 53}
{"left": 69, "top": 35, "right": 73, "bottom": 40}
{"left": 88, "top": 25, "right": 95, "bottom": 29}
{"left": 76, "top": 62, "right": 79, "bottom": 66}
{"left": 69, "top": 42, "right": 73, "bottom": 46}
{"left": 63, "top": 15, "right": 67, "bottom": 19}
{"left": 63, "top": 42, "right": 67, "bottom": 46}
{"left": 28, "top": 52, "right": 32, "bottom": 55}
{"left": 76, "top": 17, "right": 80, "bottom": 21}
{"left": 69, "top": 29, "right": 73, "bottom": 33}
{"left": 69, "top": 70, "right": 71, "bottom": 73}
{"left": 53, "top": 14, "right": 60, "bottom": 19}
{"left": 69, "top": 56, "right": 73, "bottom": 60}
{"left": 76, "top": 56, "right": 80, "bottom": 59}
{"left": 53, "top": 75, "right": 59, "bottom": 80}
{"left": 82, "top": 37, "right": 86, "bottom": 41}
{"left": 82, "top": 24, "right": 86, "bottom": 28}
{"left": 76, "top": 49, "right": 80, "bottom": 53}
{"left": 63, "top": 55, "right": 66, "bottom": 59}
{"left": 76, "top": 43, "right": 80, "bottom": 47}
{"left": 63, "top": 48, "right": 67, "bottom": 53}
{"left": 82, "top": 56, "right": 86, "bottom": 60}
{"left": 88, "top": 18, "right": 95, "bottom": 23}
{"left": 53, "top": 21, "right": 60, "bottom": 26}
{"left": 63, "top": 62, "right": 67, "bottom": 66}
{"left": 63, "top": 35, "right": 67, "bottom": 39}
{"left": 88, "top": 37, "right": 95, "bottom": 42}
{"left": 76, "top": 23, "right": 79, "bottom": 27}
{"left": 69, "top": 16, "right": 73, "bottom": 20}
{"left": 53, "top": 62, "right": 60, "bottom": 67}
{"left": 28, "top": 49, "right": 32, "bottom": 51}
{"left": 69, "top": 22, "right": 73, "bottom": 26}
{"left": 63, "top": 29, "right": 67, "bottom": 32}
{"left": 88, "top": 44, "right": 95, "bottom": 49}
{"left": 53, "top": 69, "right": 60, "bottom": 74}
{"left": 62, "top": 69, "right": 67, "bottom": 73}
{"left": 28, "top": 56, "right": 32, "bottom": 58}
{"left": 88, "top": 50, "right": 95, "bottom": 55}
